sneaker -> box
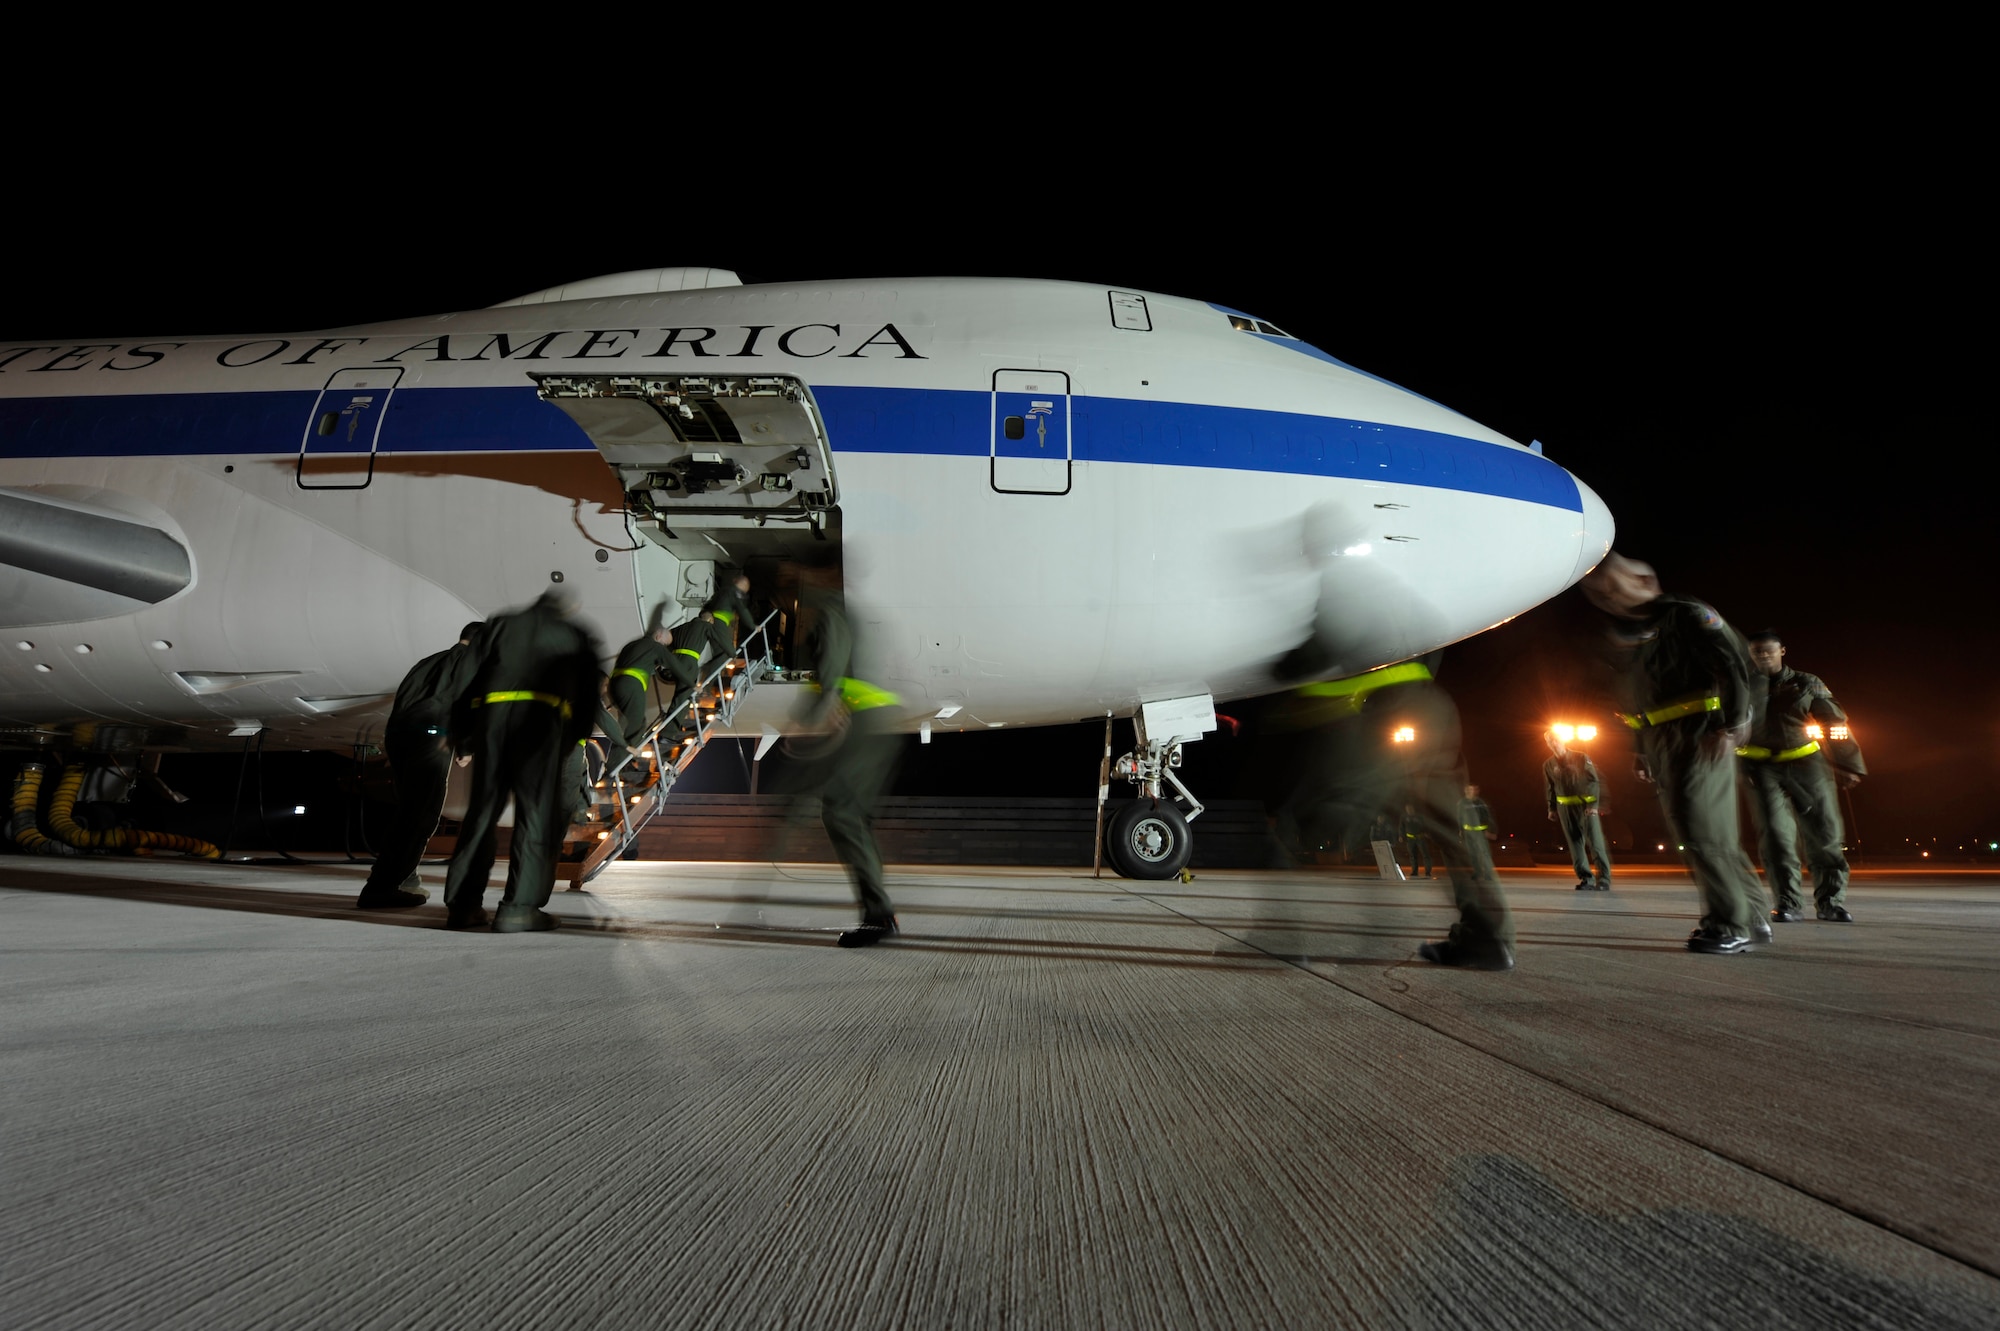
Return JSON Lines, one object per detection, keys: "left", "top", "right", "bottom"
{"left": 1686, "top": 927, "right": 1750, "bottom": 955}
{"left": 445, "top": 906, "right": 490, "bottom": 930}
{"left": 1751, "top": 921, "right": 1773, "bottom": 944}
{"left": 1771, "top": 909, "right": 1805, "bottom": 923}
{"left": 1574, "top": 880, "right": 1593, "bottom": 891}
{"left": 1817, "top": 905, "right": 1854, "bottom": 923}
{"left": 1417, "top": 939, "right": 1515, "bottom": 971}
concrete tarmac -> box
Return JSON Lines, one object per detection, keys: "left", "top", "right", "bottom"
{"left": 3, "top": 858, "right": 1997, "bottom": 1329}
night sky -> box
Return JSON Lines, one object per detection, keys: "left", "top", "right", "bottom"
{"left": 8, "top": 117, "right": 1992, "bottom": 859}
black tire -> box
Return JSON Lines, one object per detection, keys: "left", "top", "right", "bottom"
{"left": 1105, "top": 799, "right": 1193, "bottom": 880}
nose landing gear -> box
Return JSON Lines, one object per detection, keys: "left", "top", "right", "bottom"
{"left": 1100, "top": 695, "right": 1213, "bottom": 881}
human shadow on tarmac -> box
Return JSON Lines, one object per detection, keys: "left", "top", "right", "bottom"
{"left": 1390, "top": 1154, "right": 1995, "bottom": 1330}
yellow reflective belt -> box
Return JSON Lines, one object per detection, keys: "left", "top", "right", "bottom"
{"left": 1737, "top": 740, "right": 1821, "bottom": 761}
{"left": 1296, "top": 660, "right": 1433, "bottom": 703}
{"left": 1554, "top": 795, "right": 1598, "bottom": 805}
{"left": 837, "top": 677, "right": 900, "bottom": 711}
{"left": 476, "top": 691, "right": 572, "bottom": 719}
{"left": 618, "top": 668, "right": 650, "bottom": 684}
{"left": 1619, "top": 695, "right": 1721, "bottom": 729}
{"left": 674, "top": 648, "right": 701, "bottom": 659}
{"left": 713, "top": 610, "right": 735, "bottom": 626}
{"left": 1463, "top": 824, "right": 1489, "bottom": 831}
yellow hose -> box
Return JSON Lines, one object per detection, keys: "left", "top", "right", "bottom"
{"left": 46, "top": 764, "right": 220, "bottom": 859}
{"left": 10, "top": 763, "right": 81, "bottom": 855}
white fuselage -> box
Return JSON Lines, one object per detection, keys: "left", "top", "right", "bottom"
{"left": 0, "top": 276, "right": 1611, "bottom": 747}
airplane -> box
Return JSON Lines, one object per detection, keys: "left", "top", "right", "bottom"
{"left": 0, "top": 266, "right": 1613, "bottom": 875}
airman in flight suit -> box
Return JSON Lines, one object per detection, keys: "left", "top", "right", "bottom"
{"left": 1583, "top": 553, "right": 1769, "bottom": 955}
{"left": 1272, "top": 648, "right": 1514, "bottom": 969}
{"left": 355, "top": 622, "right": 483, "bottom": 910}
{"left": 704, "top": 569, "right": 754, "bottom": 652}
{"left": 607, "top": 624, "right": 677, "bottom": 751}
{"left": 1457, "top": 784, "right": 1499, "bottom": 883}
{"left": 1742, "top": 631, "right": 1867, "bottom": 923}
{"left": 792, "top": 575, "right": 904, "bottom": 948}
{"left": 1544, "top": 732, "right": 1612, "bottom": 890}
{"left": 442, "top": 588, "right": 603, "bottom": 933}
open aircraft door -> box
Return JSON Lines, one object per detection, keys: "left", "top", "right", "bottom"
{"left": 991, "top": 369, "right": 1070, "bottom": 495}
{"left": 535, "top": 374, "right": 837, "bottom": 570}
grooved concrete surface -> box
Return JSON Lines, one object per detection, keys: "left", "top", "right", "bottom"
{"left": 3, "top": 859, "right": 1997, "bottom": 1329}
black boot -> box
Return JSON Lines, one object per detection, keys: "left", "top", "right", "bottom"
{"left": 1417, "top": 938, "right": 1514, "bottom": 971}
{"left": 838, "top": 915, "right": 899, "bottom": 949}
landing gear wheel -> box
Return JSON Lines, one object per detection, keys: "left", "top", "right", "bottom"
{"left": 1105, "top": 799, "right": 1193, "bottom": 880}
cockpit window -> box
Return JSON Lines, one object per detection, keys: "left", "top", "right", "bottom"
{"left": 1227, "top": 314, "right": 1295, "bottom": 339}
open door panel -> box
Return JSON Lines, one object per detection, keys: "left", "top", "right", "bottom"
{"left": 537, "top": 374, "right": 836, "bottom": 538}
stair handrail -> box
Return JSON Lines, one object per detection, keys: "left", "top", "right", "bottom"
{"left": 570, "top": 607, "right": 784, "bottom": 883}
{"left": 604, "top": 607, "right": 782, "bottom": 784}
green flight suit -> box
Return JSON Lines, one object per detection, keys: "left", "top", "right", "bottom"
{"left": 704, "top": 579, "right": 753, "bottom": 652}
{"left": 1742, "top": 666, "right": 1866, "bottom": 913}
{"left": 362, "top": 631, "right": 483, "bottom": 899}
{"left": 1270, "top": 683, "right": 1396, "bottom": 860}
{"left": 668, "top": 614, "right": 737, "bottom": 731}
{"left": 1399, "top": 807, "right": 1433, "bottom": 876}
{"left": 443, "top": 594, "right": 603, "bottom": 920}
{"left": 608, "top": 635, "right": 678, "bottom": 748}
{"left": 1278, "top": 660, "right": 1513, "bottom": 949}
{"left": 1612, "top": 595, "right": 1763, "bottom": 940}
{"left": 1544, "top": 749, "right": 1613, "bottom": 887}
{"left": 789, "top": 587, "right": 902, "bottom": 927}
{"left": 1457, "top": 796, "right": 1498, "bottom": 883}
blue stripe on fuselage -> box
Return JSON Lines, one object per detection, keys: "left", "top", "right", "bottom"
{"left": 0, "top": 384, "right": 1579, "bottom": 511}
{"left": 811, "top": 386, "right": 1579, "bottom": 511}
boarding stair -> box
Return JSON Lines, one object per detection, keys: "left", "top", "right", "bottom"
{"left": 564, "top": 609, "right": 790, "bottom": 889}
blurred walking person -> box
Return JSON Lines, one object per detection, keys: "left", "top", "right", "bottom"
{"left": 790, "top": 568, "right": 905, "bottom": 948}
{"left": 1274, "top": 647, "right": 1514, "bottom": 969}
{"left": 355, "top": 622, "right": 483, "bottom": 910}
{"left": 442, "top": 588, "right": 604, "bottom": 933}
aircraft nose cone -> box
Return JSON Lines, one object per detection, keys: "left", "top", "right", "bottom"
{"left": 1569, "top": 475, "right": 1616, "bottom": 585}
